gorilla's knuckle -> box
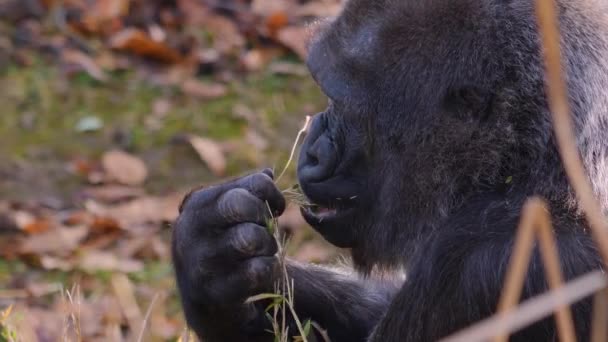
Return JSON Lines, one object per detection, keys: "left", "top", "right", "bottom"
{"left": 217, "top": 188, "right": 258, "bottom": 221}
{"left": 179, "top": 185, "right": 219, "bottom": 214}
{"left": 247, "top": 173, "right": 275, "bottom": 195}
{"left": 230, "top": 224, "right": 266, "bottom": 255}
{"left": 245, "top": 257, "right": 276, "bottom": 284}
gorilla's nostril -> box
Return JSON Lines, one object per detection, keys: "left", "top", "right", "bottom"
{"left": 298, "top": 134, "right": 338, "bottom": 182}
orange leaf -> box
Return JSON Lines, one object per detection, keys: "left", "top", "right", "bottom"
{"left": 266, "top": 12, "right": 289, "bottom": 37}
{"left": 91, "top": 216, "right": 121, "bottom": 232}
{"left": 110, "top": 28, "right": 182, "bottom": 63}
{"left": 23, "top": 219, "right": 51, "bottom": 234}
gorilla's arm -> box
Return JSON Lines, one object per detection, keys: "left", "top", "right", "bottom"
{"left": 286, "top": 263, "right": 398, "bottom": 341}
{"left": 370, "top": 198, "right": 601, "bottom": 342}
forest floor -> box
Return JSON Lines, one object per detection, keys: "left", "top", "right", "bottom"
{"left": 0, "top": 0, "right": 342, "bottom": 340}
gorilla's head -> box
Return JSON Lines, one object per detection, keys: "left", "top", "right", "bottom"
{"left": 297, "top": 0, "right": 608, "bottom": 270}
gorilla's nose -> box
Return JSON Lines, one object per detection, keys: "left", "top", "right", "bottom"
{"left": 298, "top": 114, "right": 338, "bottom": 183}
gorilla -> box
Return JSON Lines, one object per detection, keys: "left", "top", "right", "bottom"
{"left": 172, "top": 0, "right": 608, "bottom": 340}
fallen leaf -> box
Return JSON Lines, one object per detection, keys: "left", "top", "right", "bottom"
{"left": 277, "top": 26, "right": 312, "bottom": 60}
{"left": 181, "top": 79, "right": 228, "bottom": 99}
{"left": 84, "top": 193, "right": 182, "bottom": 228}
{"left": 241, "top": 48, "right": 283, "bottom": 72}
{"left": 62, "top": 49, "right": 108, "bottom": 82}
{"left": 22, "top": 218, "right": 52, "bottom": 234}
{"left": 12, "top": 210, "right": 36, "bottom": 229}
{"left": 265, "top": 12, "right": 289, "bottom": 37}
{"left": 111, "top": 273, "right": 144, "bottom": 334}
{"left": 251, "top": 0, "right": 290, "bottom": 16}
{"left": 101, "top": 150, "right": 148, "bottom": 186}
{"left": 76, "top": 0, "right": 128, "bottom": 34}
{"left": 79, "top": 251, "right": 143, "bottom": 272}
{"left": 20, "top": 225, "right": 89, "bottom": 256}
{"left": 203, "top": 15, "right": 246, "bottom": 54}
{"left": 83, "top": 185, "right": 145, "bottom": 203}
{"left": 186, "top": 135, "right": 227, "bottom": 176}
{"left": 110, "top": 28, "right": 182, "bottom": 63}
{"left": 91, "top": 216, "right": 121, "bottom": 232}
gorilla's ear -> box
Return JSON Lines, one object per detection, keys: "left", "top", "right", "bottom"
{"left": 444, "top": 85, "right": 494, "bottom": 122}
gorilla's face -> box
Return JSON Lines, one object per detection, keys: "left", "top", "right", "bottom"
{"left": 297, "top": 1, "right": 539, "bottom": 263}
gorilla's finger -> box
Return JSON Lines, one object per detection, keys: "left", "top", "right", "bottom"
{"left": 236, "top": 172, "right": 286, "bottom": 217}
{"left": 179, "top": 181, "right": 227, "bottom": 215}
{"left": 206, "top": 256, "right": 278, "bottom": 304}
{"left": 216, "top": 188, "right": 271, "bottom": 226}
{"left": 261, "top": 168, "right": 274, "bottom": 179}
{"left": 221, "top": 223, "right": 278, "bottom": 259}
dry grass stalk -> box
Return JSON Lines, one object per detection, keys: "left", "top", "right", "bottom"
{"left": 493, "top": 198, "right": 575, "bottom": 342}
{"left": 536, "top": 0, "right": 608, "bottom": 263}
{"left": 245, "top": 204, "right": 311, "bottom": 342}
{"left": 591, "top": 288, "right": 608, "bottom": 342}
{"left": 136, "top": 292, "right": 160, "bottom": 342}
{"left": 440, "top": 271, "right": 606, "bottom": 342}
{"left": 62, "top": 284, "right": 82, "bottom": 342}
{"left": 111, "top": 274, "right": 144, "bottom": 341}
{"left": 276, "top": 115, "right": 312, "bottom": 184}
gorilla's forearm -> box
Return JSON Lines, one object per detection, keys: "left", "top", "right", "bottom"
{"left": 286, "top": 261, "right": 399, "bottom": 341}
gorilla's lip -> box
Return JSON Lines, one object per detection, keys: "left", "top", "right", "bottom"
{"left": 300, "top": 199, "right": 356, "bottom": 225}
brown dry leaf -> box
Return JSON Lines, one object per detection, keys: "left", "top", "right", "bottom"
{"left": 101, "top": 150, "right": 148, "bottom": 186}
{"left": 22, "top": 218, "right": 52, "bottom": 234}
{"left": 63, "top": 49, "right": 108, "bottom": 82}
{"left": 20, "top": 225, "right": 89, "bottom": 256}
{"left": 5, "top": 305, "right": 62, "bottom": 342}
{"left": 79, "top": 251, "right": 143, "bottom": 273}
{"left": 111, "top": 273, "right": 144, "bottom": 337}
{"left": 266, "top": 12, "right": 290, "bottom": 37}
{"left": 187, "top": 135, "right": 227, "bottom": 176}
{"left": 241, "top": 48, "right": 284, "bottom": 72}
{"left": 83, "top": 185, "right": 145, "bottom": 203}
{"left": 63, "top": 210, "right": 93, "bottom": 226}
{"left": 76, "top": 0, "right": 128, "bottom": 33}
{"left": 251, "top": 0, "right": 291, "bottom": 16}
{"left": 110, "top": 28, "right": 182, "bottom": 63}
{"left": 181, "top": 79, "right": 228, "bottom": 99}
{"left": 39, "top": 256, "right": 74, "bottom": 271}
{"left": 85, "top": 193, "right": 182, "bottom": 228}
{"left": 277, "top": 26, "right": 312, "bottom": 60}
{"left": 91, "top": 216, "right": 122, "bottom": 232}
{"left": 204, "top": 15, "right": 246, "bottom": 54}
{"left": 12, "top": 210, "right": 35, "bottom": 229}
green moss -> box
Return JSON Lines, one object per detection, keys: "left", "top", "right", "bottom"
{"left": 0, "top": 62, "right": 326, "bottom": 197}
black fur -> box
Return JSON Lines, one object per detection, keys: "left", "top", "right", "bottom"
{"left": 172, "top": 0, "right": 608, "bottom": 340}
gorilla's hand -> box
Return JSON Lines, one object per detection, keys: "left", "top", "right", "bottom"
{"left": 172, "top": 169, "right": 286, "bottom": 341}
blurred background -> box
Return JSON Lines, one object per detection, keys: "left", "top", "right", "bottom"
{"left": 0, "top": 0, "right": 344, "bottom": 340}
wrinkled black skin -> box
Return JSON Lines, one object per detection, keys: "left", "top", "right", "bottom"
{"left": 173, "top": 0, "right": 605, "bottom": 341}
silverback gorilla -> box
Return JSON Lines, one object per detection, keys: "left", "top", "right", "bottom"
{"left": 172, "top": 0, "right": 608, "bottom": 340}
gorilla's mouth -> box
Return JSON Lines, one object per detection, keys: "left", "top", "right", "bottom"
{"left": 301, "top": 199, "right": 356, "bottom": 225}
